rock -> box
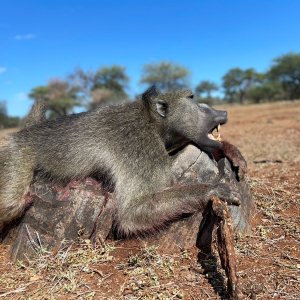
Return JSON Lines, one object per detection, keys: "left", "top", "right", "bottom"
{"left": 5, "top": 145, "right": 253, "bottom": 261}
{"left": 147, "top": 146, "right": 253, "bottom": 252}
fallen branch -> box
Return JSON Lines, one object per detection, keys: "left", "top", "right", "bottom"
{"left": 211, "top": 195, "right": 243, "bottom": 300}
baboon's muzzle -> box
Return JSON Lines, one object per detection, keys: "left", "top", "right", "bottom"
{"left": 196, "top": 104, "right": 228, "bottom": 151}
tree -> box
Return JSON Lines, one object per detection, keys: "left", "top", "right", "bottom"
{"left": 195, "top": 80, "right": 218, "bottom": 99}
{"left": 246, "top": 81, "right": 284, "bottom": 103}
{"left": 0, "top": 101, "right": 20, "bottom": 128}
{"left": 0, "top": 101, "right": 7, "bottom": 128}
{"left": 93, "top": 65, "right": 129, "bottom": 95}
{"left": 29, "top": 79, "right": 81, "bottom": 118}
{"left": 89, "top": 87, "right": 129, "bottom": 109}
{"left": 69, "top": 65, "right": 129, "bottom": 109}
{"left": 222, "top": 68, "right": 262, "bottom": 103}
{"left": 140, "top": 61, "right": 190, "bottom": 92}
{"left": 268, "top": 53, "right": 300, "bottom": 100}
{"left": 68, "top": 68, "right": 95, "bottom": 104}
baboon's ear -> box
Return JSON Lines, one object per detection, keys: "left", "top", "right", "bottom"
{"left": 142, "top": 86, "right": 168, "bottom": 117}
{"left": 155, "top": 100, "right": 168, "bottom": 117}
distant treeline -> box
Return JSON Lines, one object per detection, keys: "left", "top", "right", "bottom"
{"left": 1, "top": 52, "right": 299, "bottom": 127}
{"left": 0, "top": 101, "right": 20, "bottom": 128}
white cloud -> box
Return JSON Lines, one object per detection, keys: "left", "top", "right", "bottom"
{"left": 0, "top": 66, "right": 7, "bottom": 74}
{"left": 14, "top": 33, "right": 37, "bottom": 40}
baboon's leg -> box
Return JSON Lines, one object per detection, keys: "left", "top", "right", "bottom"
{"left": 117, "top": 183, "right": 240, "bottom": 235}
{"left": 0, "top": 147, "right": 34, "bottom": 231}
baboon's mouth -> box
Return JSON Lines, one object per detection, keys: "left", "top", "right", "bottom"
{"left": 208, "top": 123, "right": 223, "bottom": 141}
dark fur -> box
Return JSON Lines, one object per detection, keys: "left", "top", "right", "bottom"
{"left": 0, "top": 87, "right": 240, "bottom": 234}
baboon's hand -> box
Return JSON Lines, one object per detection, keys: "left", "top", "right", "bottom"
{"left": 222, "top": 141, "right": 247, "bottom": 180}
{"left": 212, "top": 183, "right": 241, "bottom": 206}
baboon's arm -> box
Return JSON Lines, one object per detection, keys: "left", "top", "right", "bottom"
{"left": 212, "top": 140, "right": 247, "bottom": 180}
{"left": 118, "top": 182, "right": 240, "bottom": 235}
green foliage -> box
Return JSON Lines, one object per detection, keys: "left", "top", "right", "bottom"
{"left": 0, "top": 101, "right": 20, "bottom": 128}
{"left": 0, "top": 101, "right": 7, "bottom": 128}
{"left": 93, "top": 65, "right": 129, "bottom": 95}
{"left": 3, "top": 116, "right": 20, "bottom": 128}
{"left": 195, "top": 80, "right": 219, "bottom": 105}
{"left": 222, "top": 68, "right": 263, "bottom": 103}
{"left": 89, "top": 87, "right": 128, "bottom": 109}
{"left": 268, "top": 53, "right": 300, "bottom": 99}
{"left": 195, "top": 80, "right": 218, "bottom": 98}
{"left": 0, "top": 101, "right": 7, "bottom": 116}
{"left": 246, "top": 81, "right": 284, "bottom": 103}
{"left": 29, "top": 80, "right": 81, "bottom": 119}
{"left": 68, "top": 68, "right": 95, "bottom": 100}
{"left": 140, "top": 61, "right": 190, "bottom": 92}
{"left": 69, "top": 65, "right": 129, "bottom": 109}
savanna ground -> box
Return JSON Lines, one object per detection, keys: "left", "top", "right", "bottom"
{"left": 0, "top": 101, "right": 299, "bottom": 300}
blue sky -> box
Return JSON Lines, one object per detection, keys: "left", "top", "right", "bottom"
{"left": 1, "top": 0, "right": 300, "bottom": 116}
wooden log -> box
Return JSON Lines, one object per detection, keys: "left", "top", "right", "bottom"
{"left": 3, "top": 145, "right": 253, "bottom": 263}
{"left": 211, "top": 196, "right": 243, "bottom": 300}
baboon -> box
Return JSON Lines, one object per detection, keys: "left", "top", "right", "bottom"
{"left": 0, "top": 87, "right": 243, "bottom": 235}
{"left": 22, "top": 100, "right": 47, "bottom": 128}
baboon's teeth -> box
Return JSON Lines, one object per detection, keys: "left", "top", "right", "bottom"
{"left": 208, "top": 133, "right": 214, "bottom": 140}
{"left": 208, "top": 132, "right": 222, "bottom": 141}
{"left": 208, "top": 124, "right": 222, "bottom": 141}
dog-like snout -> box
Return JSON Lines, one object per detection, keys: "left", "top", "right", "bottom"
{"left": 215, "top": 110, "right": 228, "bottom": 124}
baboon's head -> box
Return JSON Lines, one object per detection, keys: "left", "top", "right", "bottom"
{"left": 142, "top": 86, "right": 228, "bottom": 153}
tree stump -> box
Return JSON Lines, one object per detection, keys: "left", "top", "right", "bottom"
{"left": 3, "top": 145, "right": 253, "bottom": 262}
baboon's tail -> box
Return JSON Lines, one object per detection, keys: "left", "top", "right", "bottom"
{"left": 0, "top": 142, "right": 34, "bottom": 232}
{"left": 23, "top": 101, "right": 47, "bottom": 128}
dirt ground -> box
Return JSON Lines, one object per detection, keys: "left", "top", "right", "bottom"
{"left": 0, "top": 101, "right": 299, "bottom": 300}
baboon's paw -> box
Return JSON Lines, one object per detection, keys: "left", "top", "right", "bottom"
{"left": 213, "top": 183, "right": 241, "bottom": 206}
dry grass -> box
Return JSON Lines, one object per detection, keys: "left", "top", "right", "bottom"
{"left": 0, "top": 101, "right": 299, "bottom": 299}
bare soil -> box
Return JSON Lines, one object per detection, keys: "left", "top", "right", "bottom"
{"left": 0, "top": 101, "right": 299, "bottom": 300}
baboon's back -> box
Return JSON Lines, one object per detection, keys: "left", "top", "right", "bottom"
{"left": 14, "top": 100, "right": 172, "bottom": 197}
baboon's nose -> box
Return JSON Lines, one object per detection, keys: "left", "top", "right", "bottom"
{"left": 215, "top": 110, "right": 228, "bottom": 124}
